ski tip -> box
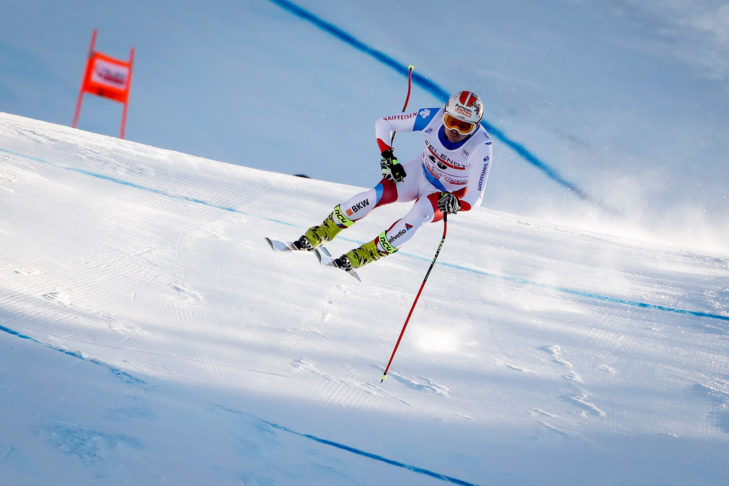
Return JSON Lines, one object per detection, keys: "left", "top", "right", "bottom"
{"left": 266, "top": 237, "right": 301, "bottom": 252}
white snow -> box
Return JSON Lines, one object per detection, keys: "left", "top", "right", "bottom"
{"left": 1, "top": 112, "right": 728, "bottom": 485}
{"left": 2, "top": 0, "right": 729, "bottom": 253}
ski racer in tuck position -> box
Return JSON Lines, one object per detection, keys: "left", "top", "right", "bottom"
{"left": 294, "top": 90, "right": 494, "bottom": 271}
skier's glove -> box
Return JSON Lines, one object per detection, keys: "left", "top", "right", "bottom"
{"left": 380, "top": 150, "right": 406, "bottom": 183}
{"left": 437, "top": 192, "right": 461, "bottom": 214}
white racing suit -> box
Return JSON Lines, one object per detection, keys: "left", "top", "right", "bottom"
{"left": 337, "top": 107, "right": 493, "bottom": 252}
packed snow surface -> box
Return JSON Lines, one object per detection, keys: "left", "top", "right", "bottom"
{"left": 3, "top": 0, "right": 729, "bottom": 250}
{"left": 1, "top": 113, "right": 728, "bottom": 485}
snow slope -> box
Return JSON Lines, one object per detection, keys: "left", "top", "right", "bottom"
{"left": 2, "top": 0, "right": 728, "bottom": 250}
{"left": 1, "top": 113, "right": 728, "bottom": 485}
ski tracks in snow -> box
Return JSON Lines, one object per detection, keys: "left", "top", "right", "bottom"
{"left": 290, "top": 356, "right": 454, "bottom": 411}
{"left": 288, "top": 293, "right": 415, "bottom": 409}
{"left": 285, "top": 274, "right": 453, "bottom": 412}
{"left": 291, "top": 358, "right": 392, "bottom": 407}
{"left": 534, "top": 344, "right": 606, "bottom": 438}
{"left": 384, "top": 370, "right": 451, "bottom": 397}
{"left": 541, "top": 344, "right": 606, "bottom": 418}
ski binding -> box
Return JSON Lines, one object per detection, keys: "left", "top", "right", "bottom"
{"left": 315, "top": 247, "right": 361, "bottom": 282}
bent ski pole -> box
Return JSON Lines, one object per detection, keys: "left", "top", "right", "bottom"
{"left": 390, "top": 65, "right": 414, "bottom": 146}
{"left": 381, "top": 214, "right": 448, "bottom": 383}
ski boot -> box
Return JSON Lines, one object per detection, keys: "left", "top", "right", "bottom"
{"left": 294, "top": 205, "right": 354, "bottom": 251}
{"left": 332, "top": 233, "right": 397, "bottom": 270}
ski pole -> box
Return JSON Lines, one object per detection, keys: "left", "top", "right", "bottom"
{"left": 390, "top": 65, "right": 414, "bottom": 145}
{"left": 381, "top": 214, "right": 448, "bottom": 383}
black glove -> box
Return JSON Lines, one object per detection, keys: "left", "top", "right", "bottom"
{"left": 437, "top": 192, "right": 461, "bottom": 214}
{"left": 380, "top": 150, "right": 407, "bottom": 183}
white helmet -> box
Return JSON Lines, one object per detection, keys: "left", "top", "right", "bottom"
{"left": 443, "top": 91, "right": 483, "bottom": 135}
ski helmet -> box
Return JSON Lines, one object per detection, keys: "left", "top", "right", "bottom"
{"left": 443, "top": 91, "right": 483, "bottom": 135}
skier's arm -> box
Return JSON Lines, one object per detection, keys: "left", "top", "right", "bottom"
{"left": 375, "top": 108, "right": 439, "bottom": 152}
{"left": 458, "top": 141, "right": 493, "bottom": 212}
{"left": 375, "top": 111, "right": 418, "bottom": 152}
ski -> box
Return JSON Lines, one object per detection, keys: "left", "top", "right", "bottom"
{"left": 316, "top": 247, "right": 361, "bottom": 282}
{"left": 265, "top": 237, "right": 302, "bottom": 252}
{"left": 265, "top": 237, "right": 361, "bottom": 281}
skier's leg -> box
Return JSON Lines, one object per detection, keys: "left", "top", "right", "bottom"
{"left": 295, "top": 158, "right": 420, "bottom": 251}
{"left": 294, "top": 204, "right": 355, "bottom": 250}
{"left": 332, "top": 163, "right": 439, "bottom": 269}
{"left": 338, "top": 156, "right": 421, "bottom": 221}
{"left": 332, "top": 199, "right": 435, "bottom": 269}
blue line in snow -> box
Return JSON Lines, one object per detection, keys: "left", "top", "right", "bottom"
{"left": 432, "top": 261, "right": 729, "bottom": 322}
{"left": 215, "top": 405, "right": 479, "bottom": 486}
{"left": 267, "top": 0, "right": 608, "bottom": 211}
{"left": 2, "top": 145, "right": 727, "bottom": 324}
{"left": 0, "top": 324, "right": 146, "bottom": 386}
{"left": 0, "top": 321, "right": 475, "bottom": 484}
{"left": 260, "top": 419, "right": 479, "bottom": 486}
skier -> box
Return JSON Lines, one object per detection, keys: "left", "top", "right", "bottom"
{"left": 294, "top": 90, "right": 493, "bottom": 271}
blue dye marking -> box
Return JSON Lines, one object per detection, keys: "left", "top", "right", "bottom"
{"left": 2, "top": 146, "right": 727, "bottom": 324}
{"left": 0, "top": 147, "right": 292, "bottom": 229}
{"left": 46, "top": 423, "right": 142, "bottom": 465}
{"left": 2, "top": 323, "right": 472, "bottom": 483}
{"left": 431, "top": 261, "right": 729, "bottom": 322}
{"left": 268, "top": 0, "right": 610, "bottom": 211}
{"left": 216, "top": 405, "right": 478, "bottom": 486}
{"left": 0, "top": 324, "right": 147, "bottom": 386}
{"left": 261, "top": 419, "right": 479, "bottom": 486}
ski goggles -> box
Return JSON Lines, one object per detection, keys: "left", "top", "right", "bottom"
{"left": 443, "top": 113, "right": 476, "bottom": 135}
